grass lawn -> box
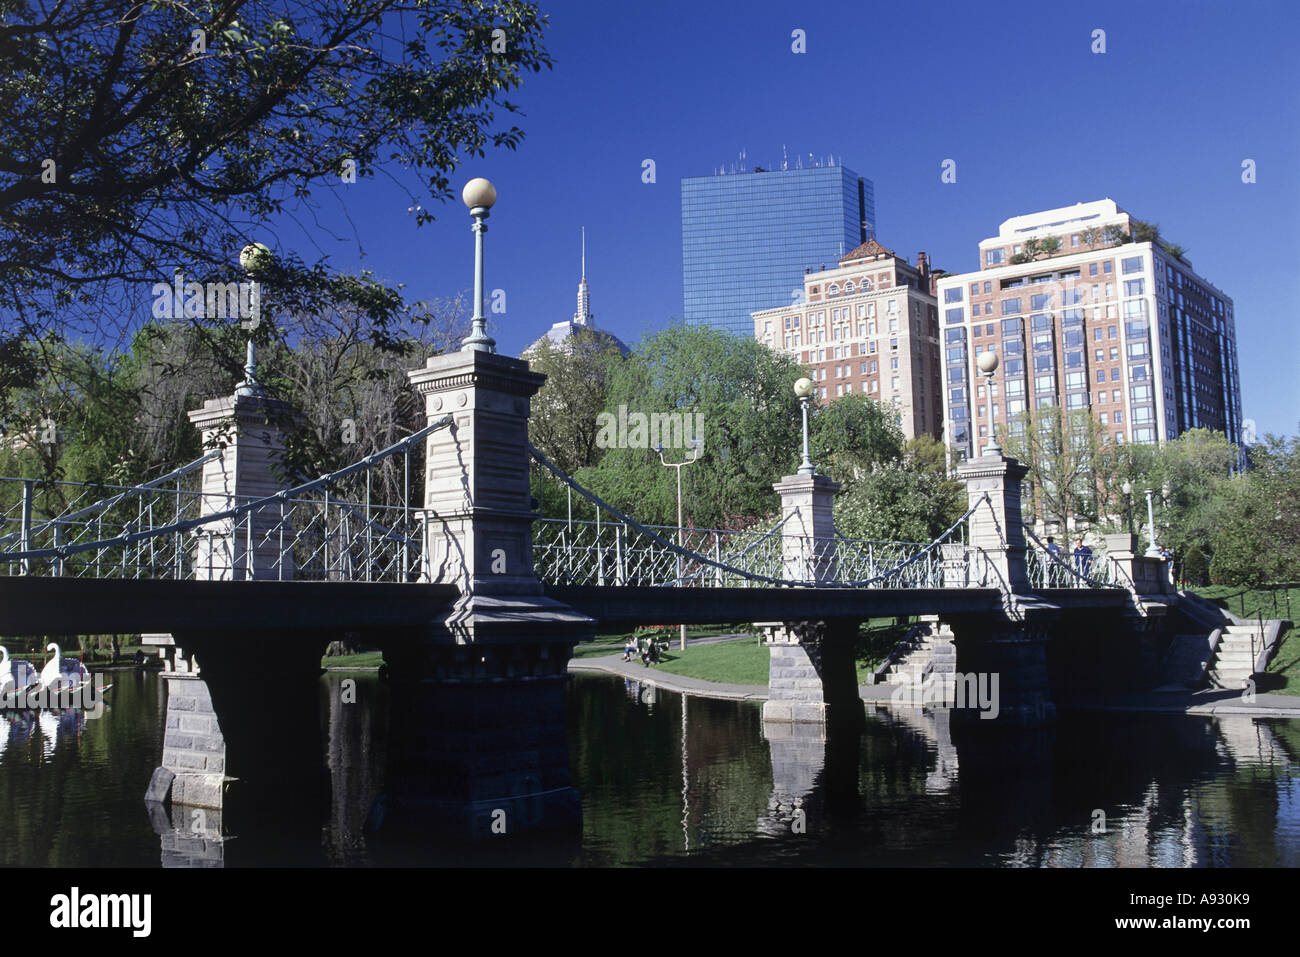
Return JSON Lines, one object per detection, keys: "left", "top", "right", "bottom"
{"left": 1260, "top": 628, "right": 1299, "bottom": 697}
{"left": 321, "top": 652, "right": 384, "bottom": 669}
{"left": 1191, "top": 584, "right": 1300, "bottom": 624}
{"left": 653, "top": 636, "right": 769, "bottom": 685}
{"left": 644, "top": 619, "right": 916, "bottom": 687}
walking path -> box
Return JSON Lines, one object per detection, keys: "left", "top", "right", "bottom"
{"left": 568, "top": 650, "right": 1300, "bottom": 718}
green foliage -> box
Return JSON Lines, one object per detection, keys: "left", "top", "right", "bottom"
{"left": 1209, "top": 434, "right": 1300, "bottom": 585}
{"left": 578, "top": 324, "right": 804, "bottom": 529}
{"left": 834, "top": 462, "right": 965, "bottom": 543}
{"left": 1129, "top": 219, "right": 1161, "bottom": 244}
{"left": 1003, "top": 405, "right": 1110, "bottom": 528}
{"left": 809, "top": 391, "right": 904, "bottom": 479}
{"left": 1182, "top": 546, "right": 1209, "bottom": 586}
{"left": 527, "top": 329, "right": 627, "bottom": 476}
{"left": 0, "top": 0, "right": 552, "bottom": 434}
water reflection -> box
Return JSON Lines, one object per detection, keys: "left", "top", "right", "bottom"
{"left": 0, "top": 670, "right": 1295, "bottom": 866}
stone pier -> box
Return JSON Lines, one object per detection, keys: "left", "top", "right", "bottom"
{"left": 392, "top": 347, "right": 594, "bottom": 838}
{"left": 951, "top": 450, "right": 1058, "bottom": 727}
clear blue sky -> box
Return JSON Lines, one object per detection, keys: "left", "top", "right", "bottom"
{"left": 283, "top": 0, "right": 1300, "bottom": 439}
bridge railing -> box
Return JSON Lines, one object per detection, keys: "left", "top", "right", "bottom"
{"left": 532, "top": 516, "right": 1000, "bottom": 589}
{"left": 1021, "top": 525, "right": 1130, "bottom": 590}
{"left": 0, "top": 417, "right": 450, "bottom": 582}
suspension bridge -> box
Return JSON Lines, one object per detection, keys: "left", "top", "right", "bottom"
{"left": 0, "top": 182, "right": 1191, "bottom": 839}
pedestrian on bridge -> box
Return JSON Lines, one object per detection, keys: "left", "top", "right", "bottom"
{"left": 1073, "top": 538, "right": 1094, "bottom": 578}
{"left": 1046, "top": 537, "right": 1064, "bottom": 586}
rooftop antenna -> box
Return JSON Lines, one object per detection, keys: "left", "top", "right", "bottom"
{"left": 782, "top": 144, "right": 789, "bottom": 171}
{"left": 581, "top": 226, "right": 586, "bottom": 279}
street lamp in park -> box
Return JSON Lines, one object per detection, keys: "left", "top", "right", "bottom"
{"left": 657, "top": 437, "right": 704, "bottom": 651}
{"left": 461, "top": 177, "right": 497, "bottom": 353}
{"left": 976, "top": 350, "right": 1000, "bottom": 456}
{"left": 794, "top": 377, "right": 815, "bottom": 475}
{"left": 1121, "top": 480, "right": 1134, "bottom": 535}
{"left": 1144, "top": 488, "right": 1161, "bottom": 557}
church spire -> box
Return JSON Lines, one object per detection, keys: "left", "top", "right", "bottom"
{"left": 574, "top": 226, "right": 593, "bottom": 326}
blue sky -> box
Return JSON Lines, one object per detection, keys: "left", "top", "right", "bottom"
{"left": 282, "top": 0, "right": 1300, "bottom": 439}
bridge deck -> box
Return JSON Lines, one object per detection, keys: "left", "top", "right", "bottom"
{"left": 0, "top": 578, "right": 460, "bottom": 637}
{"left": 544, "top": 585, "right": 1007, "bottom": 625}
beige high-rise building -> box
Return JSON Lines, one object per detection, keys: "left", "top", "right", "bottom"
{"left": 935, "top": 199, "right": 1242, "bottom": 461}
{"left": 751, "top": 239, "right": 943, "bottom": 440}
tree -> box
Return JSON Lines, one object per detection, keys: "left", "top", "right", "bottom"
{"left": 1038, "top": 235, "right": 1062, "bottom": 258}
{"left": 1209, "top": 434, "right": 1299, "bottom": 585}
{"left": 1103, "top": 224, "right": 1129, "bottom": 246}
{"left": 578, "top": 324, "right": 805, "bottom": 530}
{"left": 833, "top": 462, "right": 964, "bottom": 543}
{"left": 1129, "top": 219, "right": 1161, "bottom": 244}
{"left": 1144, "top": 428, "right": 1237, "bottom": 559}
{"left": 1002, "top": 405, "right": 1110, "bottom": 530}
{"left": 0, "top": 0, "right": 552, "bottom": 417}
{"left": 527, "top": 329, "right": 627, "bottom": 477}
{"left": 809, "top": 392, "right": 904, "bottom": 480}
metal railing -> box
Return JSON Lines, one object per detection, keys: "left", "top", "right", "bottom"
{"left": 1021, "top": 524, "right": 1129, "bottom": 590}
{"left": 528, "top": 443, "right": 1000, "bottom": 590}
{"left": 0, "top": 417, "right": 450, "bottom": 582}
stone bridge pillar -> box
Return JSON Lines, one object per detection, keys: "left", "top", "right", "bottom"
{"left": 951, "top": 451, "right": 1057, "bottom": 727}
{"left": 757, "top": 619, "right": 863, "bottom": 728}
{"left": 773, "top": 472, "right": 840, "bottom": 583}
{"left": 186, "top": 386, "right": 296, "bottom": 582}
{"left": 395, "top": 349, "right": 594, "bottom": 838}
{"left": 145, "top": 377, "right": 299, "bottom": 818}
{"left": 956, "top": 451, "right": 1029, "bottom": 590}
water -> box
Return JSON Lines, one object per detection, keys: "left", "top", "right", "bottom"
{"left": 0, "top": 670, "right": 1296, "bottom": 867}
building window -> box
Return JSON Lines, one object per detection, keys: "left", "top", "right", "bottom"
{"left": 1103, "top": 261, "right": 1113, "bottom": 274}
{"left": 1071, "top": 234, "right": 1080, "bottom": 247}
{"left": 1124, "top": 279, "right": 1145, "bottom": 297}
{"left": 1100, "top": 412, "right": 1109, "bottom": 425}
{"left": 1121, "top": 256, "right": 1143, "bottom": 275}
{"left": 1096, "top": 369, "right": 1106, "bottom": 383}
{"left": 1030, "top": 293, "right": 1051, "bottom": 311}
{"left": 1114, "top": 410, "right": 1123, "bottom": 423}
{"left": 1001, "top": 298, "right": 1022, "bottom": 315}
{"left": 1089, "top": 263, "right": 1098, "bottom": 276}
{"left": 986, "top": 249, "right": 1005, "bottom": 266}
{"left": 945, "top": 287, "right": 963, "bottom": 303}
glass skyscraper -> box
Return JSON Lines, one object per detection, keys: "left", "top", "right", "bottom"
{"left": 681, "top": 165, "right": 874, "bottom": 337}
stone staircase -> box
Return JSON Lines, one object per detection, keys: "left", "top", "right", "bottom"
{"left": 872, "top": 617, "right": 956, "bottom": 701}
{"left": 1208, "top": 623, "right": 1268, "bottom": 691}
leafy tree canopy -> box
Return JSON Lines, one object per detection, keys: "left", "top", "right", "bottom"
{"left": 0, "top": 0, "right": 551, "bottom": 418}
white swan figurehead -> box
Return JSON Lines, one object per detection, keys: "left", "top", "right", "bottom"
{"left": 39, "top": 642, "right": 62, "bottom": 693}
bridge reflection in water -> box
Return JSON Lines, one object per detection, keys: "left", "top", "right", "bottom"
{"left": 131, "top": 672, "right": 1297, "bottom": 867}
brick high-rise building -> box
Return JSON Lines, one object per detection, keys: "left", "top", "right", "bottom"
{"left": 751, "top": 238, "right": 943, "bottom": 440}
{"left": 935, "top": 199, "right": 1242, "bottom": 461}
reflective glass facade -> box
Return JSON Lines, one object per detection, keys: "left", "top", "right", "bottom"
{"left": 681, "top": 166, "right": 874, "bottom": 337}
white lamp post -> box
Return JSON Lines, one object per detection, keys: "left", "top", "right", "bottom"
{"left": 657, "top": 438, "right": 704, "bottom": 650}
{"left": 460, "top": 177, "right": 497, "bottom": 353}
{"left": 976, "top": 350, "right": 1000, "bottom": 456}
{"left": 794, "top": 377, "right": 815, "bottom": 475}
{"left": 1121, "top": 479, "right": 1133, "bottom": 535}
{"left": 1144, "top": 488, "right": 1160, "bottom": 557}
{"left": 235, "top": 242, "right": 270, "bottom": 398}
